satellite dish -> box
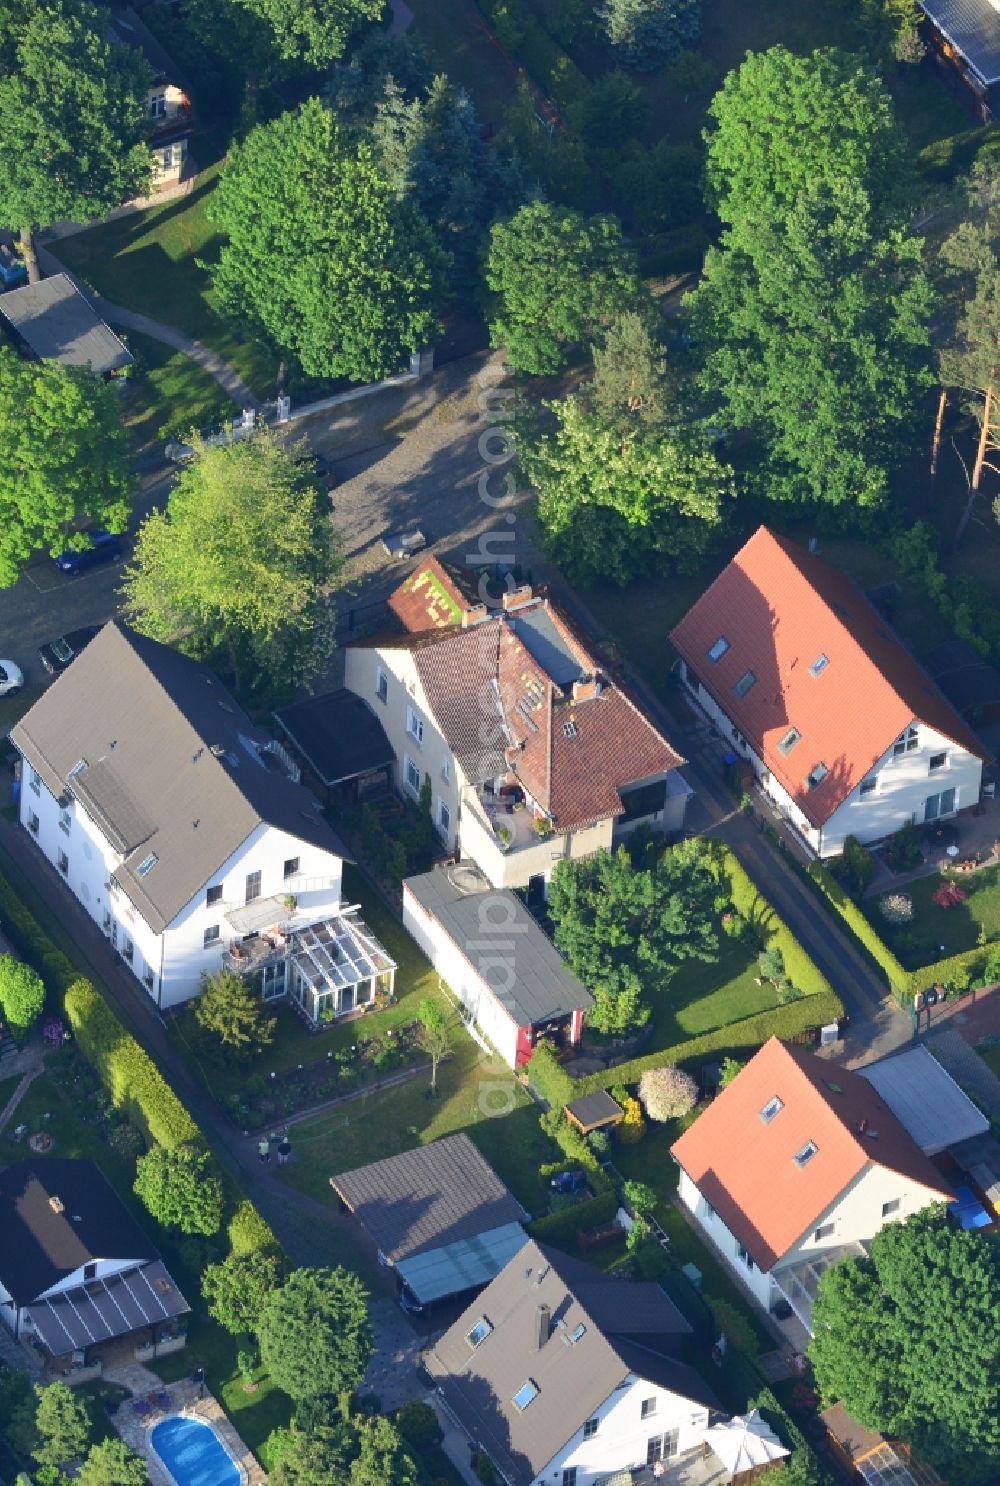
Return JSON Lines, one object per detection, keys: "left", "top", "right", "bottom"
{"left": 447, "top": 863, "right": 487, "bottom": 896}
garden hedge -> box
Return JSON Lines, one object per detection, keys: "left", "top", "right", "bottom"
{"left": 475, "top": 0, "right": 589, "bottom": 110}
{"left": 527, "top": 1187, "right": 618, "bottom": 1247}
{"left": 722, "top": 848, "right": 835, "bottom": 1001}
{"left": 526, "top": 1040, "right": 576, "bottom": 1107}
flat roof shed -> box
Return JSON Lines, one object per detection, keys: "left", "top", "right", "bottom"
{"left": 0, "top": 274, "right": 132, "bottom": 374}
{"left": 275, "top": 689, "right": 395, "bottom": 787}
{"left": 858, "top": 1045, "right": 989, "bottom": 1155}
{"left": 565, "top": 1091, "right": 623, "bottom": 1134}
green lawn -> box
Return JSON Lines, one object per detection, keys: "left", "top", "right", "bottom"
{"left": 644, "top": 935, "right": 778, "bottom": 1051}
{"left": 276, "top": 1034, "right": 559, "bottom": 1217}
{"left": 121, "top": 331, "right": 234, "bottom": 449}
{"left": 0, "top": 1071, "right": 23, "bottom": 1111}
{"left": 862, "top": 864, "right": 1000, "bottom": 968}
{"left": 54, "top": 166, "right": 274, "bottom": 401}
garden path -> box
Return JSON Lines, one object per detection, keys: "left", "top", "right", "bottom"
{"left": 0, "top": 1058, "right": 42, "bottom": 1135}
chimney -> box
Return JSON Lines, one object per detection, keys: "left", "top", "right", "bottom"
{"left": 462, "top": 603, "right": 488, "bottom": 628}
{"left": 572, "top": 676, "right": 601, "bottom": 703}
{"left": 502, "top": 584, "right": 533, "bottom": 612}
{"left": 49, "top": 1196, "right": 64, "bottom": 1214}
{"left": 535, "top": 1303, "right": 550, "bottom": 1350}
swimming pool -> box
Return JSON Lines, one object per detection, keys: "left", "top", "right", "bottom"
{"left": 150, "top": 1415, "right": 241, "bottom": 1486}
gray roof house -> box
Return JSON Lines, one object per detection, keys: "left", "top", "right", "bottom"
{"left": 0, "top": 1159, "right": 189, "bottom": 1371}
{"left": 0, "top": 274, "right": 133, "bottom": 375}
{"left": 918, "top": 0, "right": 1000, "bottom": 103}
{"left": 11, "top": 623, "right": 396, "bottom": 1018}
{"left": 332, "top": 1134, "right": 529, "bottom": 1306}
{"left": 425, "top": 1240, "right": 719, "bottom": 1486}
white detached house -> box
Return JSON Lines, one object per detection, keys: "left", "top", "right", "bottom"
{"left": 11, "top": 622, "right": 394, "bottom": 1017}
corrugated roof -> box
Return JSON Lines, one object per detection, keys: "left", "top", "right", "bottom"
{"left": 0, "top": 273, "right": 132, "bottom": 373}
{"left": 670, "top": 1039, "right": 953, "bottom": 1271}
{"left": 11, "top": 622, "right": 348, "bottom": 933}
{"left": 670, "top": 527, "right": 990, "bottom": 830}
{"left": 858, "top": 1046, "right": 989, "bottom": 1155}
{"left": 402, "top": 866, "right": 592, "bottom": 1029}
{"left": 919, "top": 0, "right": 1000, "bottom": 84}
{"left": 397, "top": 1221, "right": 529, "bottom": 1304}
{"left": 331, "top": 1133, "right": 527, "bottom": 1263}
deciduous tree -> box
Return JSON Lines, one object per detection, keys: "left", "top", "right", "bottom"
{"left": 134, "top": 1145, "right": 224, "bottom": 1236}
{"left": 193, "top": 969, "right": 276, "bottom": 1065}
{"left": 32, "top": 1382, "right": 91, "bottom": 1470}
{"left": 0, "top": 0, "right": 151, "bottom": 279}
{"left": 258, "top": 1267, "right": 372, "bottom": 1406}
{"left": 0, "top": 348, "right": 130, "bottom": 588}
{"left": 599, "top": 0, "right": 700, "bottom": 68}
{"left": 239, "top": 0, "right": 383, "bottom": 67}
{"left": 638, "top": 1065, "right": 698, "bottom": 1121}
{"left": 202, "top": 1250, "right": 284, "bottom": 1337}
{"left": 77, "top": 1439, "right": 149, "bottom": 1486}
{"left": 0, "top": 957, "right": 45, "bottom": 1033}
{"left": 210, "top": 98, "right": 446, "bottom": 383}
{"left": 415, "top": 999, "right": 451, "bottom": 1094}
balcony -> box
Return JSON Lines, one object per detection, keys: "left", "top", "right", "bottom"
{"left": 459, "top": 786, "right": 613, "bottom": 889}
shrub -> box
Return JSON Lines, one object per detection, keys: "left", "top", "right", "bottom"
{"left": 879, "top": 892, "right": 914, "bottom": 924}
{"left": 886, "top": 820, "right": 922, "bottom": 871}
{"left": 526, "top": 1039, "right": 575, "bottom": 1108}
{"left": 719, "top": 1056, "right": 744, "bottom": 1088}
{"left": 639, "top": 1064, "right": 697, "bottom": 1121}
{"left": 841, "top": 835, "right": 874, "bottom": 896}
{"left": 527, "top": 1188, "right": 618, "bottom": 1247}
{"left": 617, "top": 1095, "right": 646, "bottom": 1144}
{"left": 0, "top": 956, "right": 45, "bottom": 1034}
{"left": 707, "top": 1296, "right": 758, "bottom": 1357}
{"left": 806, "top": 862, "right": 909, "bottom": 996}
{"left": 588, "top": 1128, "right": 611, "bottom": 1158}
{"left": 720, "top": 848, "right": 834, "bottom": 1001}
{"left": 985, "top": 944, "right": 1000, "bottom": 984}
{"left": 932, "top": 881, "right": 967, "bottom": 909}
{"left": 396, "top": 1401, "right": 441, "bottom": 1449}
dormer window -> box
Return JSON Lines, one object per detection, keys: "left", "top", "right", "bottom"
{"left": 760, "top": 1096, "right": 783, "bottom": 1124}
{"left": 810, "top": 654, "right": 829, "bottom": 677}
{"left": 513, "top": 1380, "right": 539, "bottom": 1412}
{"left": 807, "top": 763, "right": 828, "bottom": 789}
{"left": 138, "top": 853, "right": 158, "bottom": 877}
{"left": 794, "top": 1141, "right": 818, "bottom": 1168}
{"left": 563, "top": 721, "right": 578, "bottom": 739}
{"left": 707, "top": 637, "right": 730, "bottom": 663}
{"left": 733, "top": 670, "right": 757, "bottom": 698}
{"left": 893, "top": 726, "right": 918, "bottom": 757}
{"left": 466, "top": 1319, "right": 492, "bottom": 1349}
{"left": 777, "top": 728, "right": 800, "bottom": 755}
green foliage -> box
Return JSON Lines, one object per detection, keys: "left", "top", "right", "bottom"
{"left": 415, "top": 997, "right": 451, "bottom": 1092}
{"left": 395, "top": 1401, "right": 441, "bottom": 1450}
{"left": 568, "top": 71, "right": 647, "bottom": 150}
{"left": 841, "top": 835, "right": 875, "bottom": 896}
{"left": 891, "top": 518, "right": 1000, "bottom": 665}
{"left": 809, "top": 1207, "right": 1000, "bottom": 1479}
{"left": 526, "top": 1039, "right": 576, "bottom": 1108}
{"left": 618, "top": 1094, "right": 646, "bottom": 1144}
{"left": 599, "top": 0, "right": 700, "bottom": 67}
{"left": 0, "top": 0, "right": 152, "bottom": 241}
{"left": 31, "top": 1382, "right": 91, "bottom": 1470}
{"left": 527, "top": 1188, "right": 618, "bottom": 1246}
{"left": 475, "top": 0, "right": 589, "bottom": 111}
{"left": 258, "top": 1267, "right": 373, "bottom": 1403}
{"left": 202, "top": 1249, "right": 284, "bottom": 1337}
{"left": 0, "top": 1366, "right": 35, "bottom": 1464}
{"left": 860, "top": 0, "right": 927, "bottom": 66}
{"left": 269, "top": 1420, "right": 353, "bottom": 1486}
{"left": 547, "top": 839, "right": 721, "bottom": 1035}
{"left": 349, "top": 1415, "right": 420, "bottom": 1486}
{"left": 622, "top": 1178, "right": 656, "bottom": 1215}
{"left": 806, "top": 861, "right": 909, "bottom": 995}
{"left": 485, "top": 202, "right": 644, "bottom": 374}
{"left": 77, "top": 1439, "right": 149, "bottom": 1486}
{"left": 227, "top": 1197, "right": 280, "bottom": 1256}
{"left": 719, "top": 1056, "right": 744, "bottom": 1088}
{"left": 0, "top": 347, "right": 131, "bottom": 588}
{"left": 192, "top": 969, "right": 277, "bottom": 1065}
{"left": 886, "top": 819, "right": 923, "bottom": 872}
{"left": 0, "top": 954, "right": 45, "bottom": 1033}
{"left": 638, "top": 1063, "right": 698, "bottom": 1121}
{"left": 238, "top": 0, "right": 381, "bottom": 67}
{"left": 706, "top": 1296, "right": 758, "bottom": 1357}
{"left": 210, "top": 98, "right": 446, "bottom": 383}
{"left": 134, "top": 1144, "right": 225, "bottom": 1236}
{"left": 722, "top": 848, "right": 835, "bottom": 1002}
{"left": 122, "top": 431, "right": 341, "bottom": 703}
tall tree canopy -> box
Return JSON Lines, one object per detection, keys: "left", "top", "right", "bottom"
{"left": 599, "top": 0, "right": 700, "bottom": 68}
{"left": 547, "top": 839, "right": 720, "bottom": 1034}
{"left": 258, "top": 1267, "right": 373, "bottom": 1405}
{"left": 0, "top": 956, "right": 46, "bottom": 1033}
{"left": 0, "top": 0, "right": 151, "bottom": 278}
{"left": 134, "top": 1145, "right": 224, "bottom": 1236}
{"left": 121, "top": 432, "right": 340, "bottom": 702}
{"left": 202, "top": 1250, "right": 284, "bottom": 1338}
{"left": 78, "top": 1438, "right": 150, "bottom": 1486}
{"left": 239, "top": 0, "right": 383, "bottom": 67}
{"left": 485, "top": 202, "right": 645, "bottom": 374}
{"left": 0, "top": 347, "right": 131, "bottom": 587}
{"left": 32, "top": 1381, "right": 91, "bottom": 1469}
{"left": 810, "top": 1207, "right": 1000, "bottom": 1481}
{"left": 210, "top": 98, "right": 446, "bottom": 382}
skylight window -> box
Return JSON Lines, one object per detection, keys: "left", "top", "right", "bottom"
{"left": 466, "top": 1319, "right": 492, "bottom": 1349}
{"left": 760, "top": 1096, "right": 783, "bottom": 1125}
{"left": 569, "top": 1323, "right": 587, "bottom": 1343}
{"left": 793, "top": 1141, "right": 819, "bottom": 1169}
{"left": 68, "top": 759, "right": 88, "bottom": 778}
{"left": 806, "top": 763, "right": 828, "bottom": 789}
{"left": 513, "top": 1380, "right": 539, "bottom": 1412}
{"left": 810, "top": 654, "right": 829, "bottom": 677}
{"left": 777, "top": 728, "right": 801, "bottom": 756}
{"left": 707, "top": 637, "right": 730, "bottom": 663}
{"left": 563, "top": 721, "right": 578, "bottom": 739}
{"left": 824, "top": 1080, "right": 843, "bottom": 1095}
{"left": 137, "top": 853, "right": 158, "bottom": 877}
{"left": 733, "top": 670, "right": 757, "bottom": 698}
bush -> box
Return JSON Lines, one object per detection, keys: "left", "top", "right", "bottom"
{"left": 396, "top": 1401, "right": 441, "bottom": 1449}
{"left": 526, "top": 1039, "right": 575, "bottom": 1108}
{"left": 841, "top": 835, "right": 874, "bottom": 896}
{"left": 617, "top": 1095, "right": 646, "bottom": 1144}
{"left": 886, "top": 820, "right": 922, "bottom": 872}
{"left": 719, "top": 1056, "right": 743, "bottom": 1088}
{"left": 527, "top": 1188, "right": 618, "bottom": 1247}
{"left": 638, "top": 1064, "right": 697, "bottom": 1121}
{"left": 637, "top": 223, "right": 710, "bottom": 277}
{"left": 720, "top": 848, "right": 834, "bottom": 1001}
{"left": 0, "top": 956, "right": 45, "bottom": 1036}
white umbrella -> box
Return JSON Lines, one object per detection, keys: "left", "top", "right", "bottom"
{"left": 702, "top": 1410, "right": 790, "bottom": 1477}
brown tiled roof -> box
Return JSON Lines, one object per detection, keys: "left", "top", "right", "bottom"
{"left": 669, "top": 527, "right": 990, "bottom": 829}
{"left": 670, "top": 1039, "right": 953, "bottom": 1271}
{"left": 388, "top": 556, "right": 473, "bottom": 632}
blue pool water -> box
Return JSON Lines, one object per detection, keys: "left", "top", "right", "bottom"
{"left": 150, "top": 1415, "right": 241, "bottom": 1486}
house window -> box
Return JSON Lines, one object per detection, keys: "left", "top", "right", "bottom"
{"left": 737, "top": 1243, "right": 754, "bottom": 1270}
{"left": 641, "top": 1398, "right": 657, "bottom": 1420}
{"left": 58, "top": 851, "right": 69, "bottom": 876}
{"left": 150, "top": 92, "right": 167, "bottom": 117}
{"left": 204, "top": 925, "right": 220, "bottom": 948}
{"left": 893, "top": 726, "right": 919, "bottom": 757}
{"left": 733, "top": 669, "right": 757, "bottom": 698}
{"left": 512, "top": 1381, "right": 538, "bottom": 1412}
{"left": 663, "top": 1429, "right": 680, "bottom": 1459}
{"left": 794, "top": 1140, "right": 819, "bottom": 1168}
{"left": 860, "top": 776, "right": 878, "bottom": 798}
{"left": 647, "top": 1438, "right": 663, "bottom": 1467}
{"left": 563, "top": 1470, "right": 577, "bottom": 1486}
{"left": 441, "top": 757, "right": 451, "bottom": 784}
{"left": 760, "top": 1095, "right": 783, "bottom": 1124}
{"left": 466, "top": 1319, "right": 492, "bottom": 1349}
{"left": 245, "top": 871, "right": 262, "bottom": 903}
{"left": 84, "top": 1262, "right": 96, "bottom": 1281}
{"left": 160, "top": 144, "right": 175, "bottom": 170}
{"left": 406, "top": 706, "right": 424, "bottom": 745}
{"left": 583, "top": 1419, "right": 599, "bottom": 1441}
{"left": 810, "top": 654, "right": 829, "bottom": 677}
{"left": 924, "top": 788, "right": 956, "bottom": 822}
{"left": 437, "top": 799, "right": 451, "bottom": 835}
{"left": 29, "top": 768, "right": 40, "bottom": 795}
{"left": 404, "top": 755, "right": 421, "bottom": 796}
{"left": 28, "top": 812, "right": 39, "bottom": 835}
{"left": 376, "top": 667, "right": 389, "bottom": 704}
{"left": 138, "top": 853, "right": 158, "bottom": 877}
{"left": 814, "top": 1222, "right": 835, "bottom": 1242}
{"left": 929, "top": 752, "right": 947, "bottom": 773}
{"left": 807, "top": 762, "right": 828, "bottom": 789}
{"left": 707, "top": 637, "right": 730, "bottom": 663}
{"left": 882, "top": 1198, "right": 901, "bottom": 1218}
{"left": 777, "top": 728, "right": 801, "bottom": 755}
{"left": 283, "top": 857, "right": 300, "bottom": 879}
{"left": 122, "top": 935, "right": 134, "bottom": 963}
{"left": 570, "top": 1323, "right": 586, "bottom": 1343}
{"left": 59, "top": 807, "right": 71, "bottom": 835}
{"left": 702, "top": 1198, "right": 716, "bottom": 1222}
{"left": 206, "top": 884, "right": 223, "bottom": 906}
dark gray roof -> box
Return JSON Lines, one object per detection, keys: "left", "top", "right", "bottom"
{"left": 0, "top": 274, "right": 132, "bottom": 373}
{"left": 565, "top": 1091, "right": 623, "bottom": 1130}
{"left": 919, "top": 0, "right": 1000, "bottom": 84}
{"left": 275, "top": 689, "right": 395, "bottom": 785}
{"left": 511, "top": 607, "right": 585, "bottom": 687}
{"left": 425, "top": 1240, "right": 704, "bottom": 1486}
{"left": 106, "top": 6, "right": 187, "bottom": 88}
{"left": 11, "top": 622, "right": 349, "bottom": 933}
{"left": 331, "top": 1133, "right": 527, "bottom": 1263}
{"left": 925, "top": 639, "right": 1000, "bottom": 717}
{"left": 25, "top": 1258, "right": 188, "bottom": 1356}
{"left": 403, "top": 867, "right": 592, "bottom": 1029}
{"left": 0, "top": 1159, "right": 158, "bottom": 1304}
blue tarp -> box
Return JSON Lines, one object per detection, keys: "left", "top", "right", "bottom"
{"left": 951, "top": 1184, "right": 992, "bottom": 1230}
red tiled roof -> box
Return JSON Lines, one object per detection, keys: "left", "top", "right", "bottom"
{"left": 387, "top": 556, "right": 472, "bottom": 633}
{"left": 670, "top": 1039, "right": 953, "bottom": 1271}
{"left": 669, "top": 527, "right": 990, "bottom": 828}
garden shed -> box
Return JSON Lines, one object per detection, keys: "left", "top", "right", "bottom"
{"left": 565, "top": 1091, "right": 623, "bottom": 1134}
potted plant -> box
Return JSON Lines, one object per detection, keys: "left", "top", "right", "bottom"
{"left": 283, "top": 893, "right": 298, "bottom": 914}
{"left": 534, "top": 817, "right": 553, "bottom": 838}
{"left": 498, "top": 826, "right": 512, "bottom": 851}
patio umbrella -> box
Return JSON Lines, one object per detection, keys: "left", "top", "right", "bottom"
{"left": 702, "top": 1410, "right": 790, "bottom": 1480}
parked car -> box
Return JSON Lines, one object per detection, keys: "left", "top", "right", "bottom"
{"left": 0, "top": 660, "right": 23, "bottom": 697}
{"left": 398, "top": 1284, "right": 425, "bottom": 1316}
{"left": 54, "top": 530, "right": 123, "bottom": 575}
{"left": 381, "top": 527, "right": 427, "bottom": 560}
{"left": 0, "top": 244, "right": 27, "bottom": 290}
{"left": 38, "top": 626, "right": 100, "bottom": 676}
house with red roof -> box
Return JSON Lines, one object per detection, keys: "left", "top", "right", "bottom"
{"left": 670, "top": 527, "right": 991, "bottom": 857}
{"left": 670, "top": 1039, "right": 958, "bottom": 1334}
{"left": 344, "top": 560, "right": 691, "bottom": 892}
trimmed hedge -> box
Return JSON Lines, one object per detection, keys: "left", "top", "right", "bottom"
{"left": 526, "top": 1040, "right": 576, "bottom": 1107}
{"left": 0, "top": 861, "right": 80, "bottom": 997}
{"left": 909, "top": 946, "right": 990, "bottom": 997}
{"left": 527, "top": 1187, "right": 618, "bottom": 1247}
{"left": 475, "top": 0, "right": 589, "bottom": 110}
{"left": 723, "top": 848, "right": 835, "bottom": 1001}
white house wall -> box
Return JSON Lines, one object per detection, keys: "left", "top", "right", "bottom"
{"left": 775, "top": 1162, "right": 948, "bottom": 1272}
{"left": 531, "top": 1374, "right": 711, "bottom": 1486}
{"left": 676, "top": 1170, "right": 775, "bottom": 1311}
{"left": 38, "top": 1257, "right": 145, "bottom": 1301}
{"left": 458, "top": 791, "right": 614, "bottom": 891}
{"left": 402, "top": 885, "right": 520, "bottom": 1067}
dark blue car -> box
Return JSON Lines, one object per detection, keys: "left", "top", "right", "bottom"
{"left": 54, "top": 530, "right": 123, "bottom": 575}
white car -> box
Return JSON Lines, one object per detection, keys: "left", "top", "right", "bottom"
{"left": 0, "top": 660, "right": 23, "bottom": 697}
